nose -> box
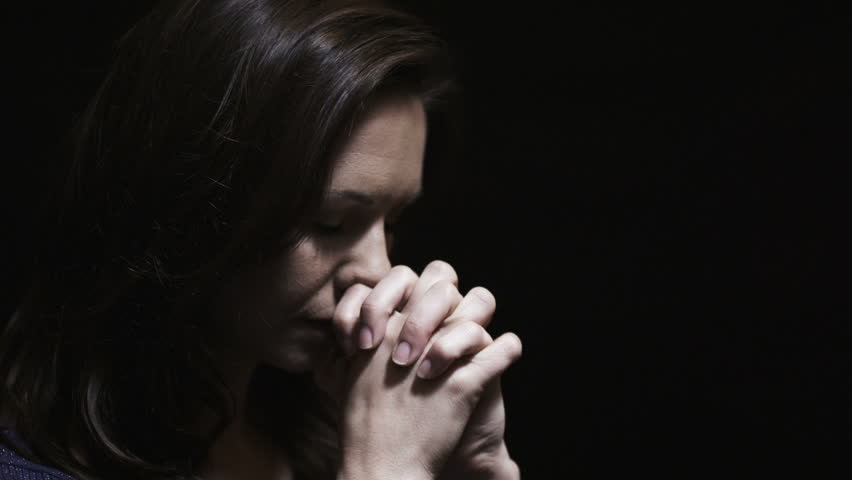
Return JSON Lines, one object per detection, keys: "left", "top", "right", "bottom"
{"left": 335, "top": 221, "right": 392, "bottom": 294}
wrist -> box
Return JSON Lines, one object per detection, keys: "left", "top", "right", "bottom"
{"left": 491, "top": 456, "right": 520, "bottom": 480}
{"left": 338, "top": 463, "right": 435, "bottom": 480}
{"left": 441, "top": 442, "right": 520, "bottom": 480}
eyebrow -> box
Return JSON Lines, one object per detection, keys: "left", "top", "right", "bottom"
{"left": 325, "top": 188, "right": 422, "bottom": 207}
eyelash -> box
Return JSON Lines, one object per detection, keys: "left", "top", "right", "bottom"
{"left": 313, "top": 218, "right": 400, "bottom": 237}
{"left": 313, "top": 223, "right": 344, "bottom": 235}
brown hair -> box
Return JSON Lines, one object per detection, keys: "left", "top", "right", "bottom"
{"left": 0, "top": 0, "right": 453, "bottom": 478}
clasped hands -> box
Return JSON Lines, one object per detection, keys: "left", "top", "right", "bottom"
{"left": 316, "top": 260, "right": 522, "bottom": 480}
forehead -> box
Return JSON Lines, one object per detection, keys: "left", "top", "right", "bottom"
{"left": 328, "top": 95, "right": 426, "bottom": 203}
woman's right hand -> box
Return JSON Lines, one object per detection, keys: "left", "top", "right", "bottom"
{"left": 336, "top": 308, "right": 520, "bottom": 480}
{"left": 331, "top": 261, "right": 522, "bottom": 479}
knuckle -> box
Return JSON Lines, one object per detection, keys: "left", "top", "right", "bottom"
{"left": 348, "top": 283, "right": 373, "bottom": 297}
{"left": 468, "top": 286, "right": 497, "bottom": 311}
{"left": 427, "top": 341, "right": 451, "bottom": 362}
{"left": 447, "top": 368, "right": 483, "bottom": 398}
{"left": 400, "top": 317, "right": 427, "bottom": 340}
{"left": 432, "top": 280, "right": 460, "bottom": 302}
{"left": 360, "top": 298, "right": 391, "bottom": 319}
{"left": 391, "top": 264, "right": 418, "bottom": 281}
{"left": 458, "top": 320, "right": 485, "bottom": 340}
{"left": 502, "top": 333, "right": 523, "bottom": 358}
{"left": 425, "top": 260, "right": 458, "bottom": 284}
{"left": 446, "top": 372, "right": 472, "bottom": 397}
{"left": 334, "top": 308, "right": 359, "bottom": 328}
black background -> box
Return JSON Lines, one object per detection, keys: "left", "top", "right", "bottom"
{"left": 3, "top": 2, "right": 850, "bottom": 477}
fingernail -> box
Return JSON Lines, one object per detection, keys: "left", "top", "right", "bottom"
{"left": 392, "top": 341, "right": 411, "bottom": 365}
{"left": 417, "top": 359, "right": 432, "bottom": 379}
{"left": 358, "top": 326, "right": 373, "bottom": 349}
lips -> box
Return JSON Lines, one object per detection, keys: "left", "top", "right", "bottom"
{"left": 303, "top": 316, "right": 334, "bottom": 330}
{"left": 299, "top": 321, "right": 345, "bottom": 358}
{"left": 299, "top": 318, "right": 336, "bottom": 340}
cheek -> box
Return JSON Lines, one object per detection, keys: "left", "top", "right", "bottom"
{"left": 278, "top": 239, "right": 339, "bottom": 310}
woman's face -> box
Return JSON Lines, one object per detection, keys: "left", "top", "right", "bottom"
{"left": 214, "top": 95, "right": 426, "bottom": 373}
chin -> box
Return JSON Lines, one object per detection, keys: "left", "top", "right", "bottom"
{"left": 265, "top": 344, "right": 331, "bottom": 373}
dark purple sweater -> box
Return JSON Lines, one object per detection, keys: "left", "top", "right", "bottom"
{"left": 0, "top": 429, "right": 76, "bottom": 480}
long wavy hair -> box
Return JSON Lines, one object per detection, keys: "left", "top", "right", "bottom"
{"left": 0, "top": 0, "right": 453, "bottom": 478}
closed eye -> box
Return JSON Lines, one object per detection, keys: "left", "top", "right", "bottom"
{"left": 384, "top": 218, "right": 399, "bottom": 233}
{"left": 313, "top": 222, "right": 343, "bottom": 235}
{"left": 311, "top": 195, "right": 420, "bottom": 239}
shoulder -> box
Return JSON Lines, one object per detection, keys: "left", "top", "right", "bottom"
{"left": 0, "top": 430, "right": 77, "bottom": 480}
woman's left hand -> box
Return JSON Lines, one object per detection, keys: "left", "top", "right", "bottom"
{"left": 408, "top": 284, "right": 520, "bottom": 479}
{"left": 437, "top": 378, "right": 519, "bottom": 480}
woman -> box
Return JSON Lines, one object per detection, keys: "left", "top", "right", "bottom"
{"left": 0, "top": 1, "right": 522, "bottom": 479}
